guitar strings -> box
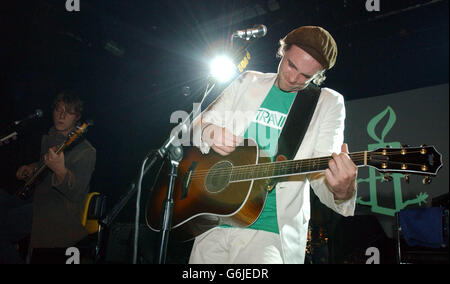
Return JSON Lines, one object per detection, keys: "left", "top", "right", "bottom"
{"left": 191, "top": 153, "right": 366, "bottom": 180}
{"left": 190, "top": 149, "right": 430, "bottom": 177}
{"left": 190, "top": 160, "right": 429, "bottom": 181}
{"left": 189, "top": 150, "right": 431, "bottom": 180}
{"left": 190, "top": 150, "right": 429, "bottom": 179}
{"left": 190, "top": 148, "right": 427, "bottom": 177}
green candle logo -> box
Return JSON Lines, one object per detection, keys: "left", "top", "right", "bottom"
{"left": 356, "top": 106, "right": 428, "bottom": 216}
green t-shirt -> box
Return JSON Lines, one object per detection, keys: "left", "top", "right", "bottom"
{"left": 223, "top": 84, "right": 297, "bottom": 234}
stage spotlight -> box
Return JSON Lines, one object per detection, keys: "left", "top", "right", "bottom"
{"left": 210, "top": 55, "right": 236, "bottom": 83}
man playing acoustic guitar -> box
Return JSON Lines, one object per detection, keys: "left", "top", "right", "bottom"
{"left": 189, "top": 26, "right": 358, "bottom": 264}
{"left": 0, "top": 92, "right": 96, "bottom": 263}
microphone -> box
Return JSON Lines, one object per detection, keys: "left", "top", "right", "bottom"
{"left": 232, "top": 24, "right": 267, "bottom": 40}
{"left": 14, "top": 109, "right": 44, "bottom": 125}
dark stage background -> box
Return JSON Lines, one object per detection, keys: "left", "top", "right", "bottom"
{"left": 1, "top": 0, "right": 448, "bottom": 263}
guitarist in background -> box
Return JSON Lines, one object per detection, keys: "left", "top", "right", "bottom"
{"left": 0, "top": 92, "right": 96, "bottom": 263}
{"left": 189, "top": 26, "right": 358, "bottom": 264}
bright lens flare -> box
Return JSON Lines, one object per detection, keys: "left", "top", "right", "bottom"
{"left": 210, "top": 56, "right": 235, "bottom": 82}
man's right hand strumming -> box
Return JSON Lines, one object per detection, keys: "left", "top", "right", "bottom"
{"left": 202, "top": 124, "right": 243, "bottom": 156}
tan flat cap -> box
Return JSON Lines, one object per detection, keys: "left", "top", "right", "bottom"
{"left": 282, "top": 26, "right": 338, "bottom": 69}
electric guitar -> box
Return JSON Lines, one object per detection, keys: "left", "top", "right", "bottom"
{"left": 15, "top": 121, "right": 93, "bottom": 200}
{"left": 146, "top": 139, "right": 442, "bottom": 241}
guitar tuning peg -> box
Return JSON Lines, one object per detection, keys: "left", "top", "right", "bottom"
{"left": 404, "top": 174, "right": 410, "bottom": 183}
{"left": 422, "top": 176, "right": 432, "bottom": 185}
{"left": 382, "top": 173, "right": 393, "bottom": 182}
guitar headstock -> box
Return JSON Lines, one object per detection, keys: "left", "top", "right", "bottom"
{"left": 66, "top": 120, "right": 94, "bottom": 146}
{"left": 367, "top": 145, "right": 443, "bottom": 176}
{"left": 0, "top": 131, "right": 18, "bottom": 146}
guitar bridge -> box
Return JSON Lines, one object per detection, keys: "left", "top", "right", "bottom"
{"left": 181, "top": 161, "right": 198, "bottom": 200}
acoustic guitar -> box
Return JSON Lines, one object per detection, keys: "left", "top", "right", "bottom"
{"left": 146, "top": 139, "right": 442, "bottom": 241}
{"left": 15, "top": 121, "right": 93, "bottom": 200}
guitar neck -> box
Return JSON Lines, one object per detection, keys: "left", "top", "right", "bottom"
{"left": 24, "top": 142, "right": 66, "bottom": 186}
{"left": 25, "top": 163, "right": 48, "bottom": 186}
{"left": 230, "top": 152, "right": 367, "bottom": 182}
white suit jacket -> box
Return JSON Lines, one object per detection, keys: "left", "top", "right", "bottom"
{"left": 192, "top": 71, "right": 356, "bottom": 263}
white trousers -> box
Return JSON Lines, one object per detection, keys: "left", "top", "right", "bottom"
{"left": 188, "top": 228, "right": 284, "bottom": 264}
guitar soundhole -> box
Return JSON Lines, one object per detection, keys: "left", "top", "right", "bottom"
{"left": 205, "top": 160, "right": 233, "bottom": 193}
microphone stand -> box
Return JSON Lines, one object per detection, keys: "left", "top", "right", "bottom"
{"left": 100, "top": 80, "right": 216, "bottom": 264}
{"left": 152, "top": 35, "right": 261, "bottom": 263}
{"left": 153, "top": 33, "right": 259, "bottom": 262}
{"left": 154, "top": 80, "right": 216, "bottom": 264}
{"left": 0, "top": 131, "right": 18, "bottom": 146}
{"left": 101, "top": 34, "right": 260, "bottom": 264}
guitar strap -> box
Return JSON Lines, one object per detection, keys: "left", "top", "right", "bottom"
{"left": 276, "top": 83, "right": 321, "bottom": 160}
